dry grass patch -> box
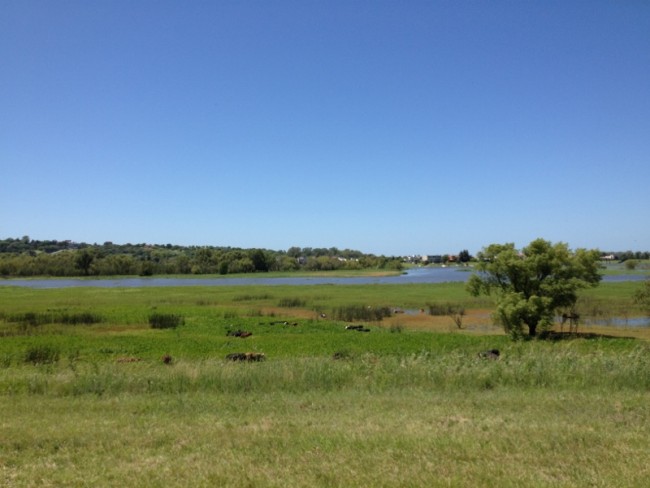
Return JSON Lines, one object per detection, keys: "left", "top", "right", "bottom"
{"left": 384, "top": 308, "right": 501, "bottom": 334}
{"left": 2, "top": 389, "right": 649, "bottom": 487}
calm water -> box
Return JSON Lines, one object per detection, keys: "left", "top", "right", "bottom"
{"left": 0, "top": 267, "right": 646, "bottom": 289}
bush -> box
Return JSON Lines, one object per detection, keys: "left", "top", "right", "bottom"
{"left": 149, "top": 313, "right": 184, "bottom": 329}
{"left": 24, "top": 345, "right": 60, "bottom": 365}
{"left": 278, "top": 297, "right": 306, "bottom": 308}
{"left": 332, "top": 305, "right": 392, "bottom": 322}
{"left": 9, "top": 311, "right": 102, "bottom": 326}
{"left": 60, "top": 312, "right": 103, "bottom": 325}
{"left": 233, "top": 293, "right": 272, "bottom": 302}
{"left": 427, "top": 302, "right": 463, "bottom": 316}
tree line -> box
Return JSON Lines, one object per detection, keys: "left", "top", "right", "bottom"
{"left": 0, "top": 237, "right": 403, "bottom": 277}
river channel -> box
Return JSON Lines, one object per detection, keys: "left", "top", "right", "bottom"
{"left": 0, "top": 267, "right": 646, "bottom": 289}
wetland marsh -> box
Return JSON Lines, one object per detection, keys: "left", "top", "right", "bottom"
{"left": 1, "top": 280, "right": 649, "bottom": 487}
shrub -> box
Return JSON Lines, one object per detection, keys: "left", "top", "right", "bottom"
{"left": 427, "top": 302, "right": 462, "bottom": 316}
{"left": 278, "top": 297, "right": 306, "bottom": 308}
{"left": 60, "top": 312, "right": 103, "bottom": 325}
{"left": 9, "top": 311, "right": 103, "bottom": 326}
{"left": 24, "top": 345, "right": 60, "bottom": 365}
{"left": 233, "top": 293, "right": 272, "bottom": 302}
{"left": 332, "top": 305, "right": 392, "bottom": 322}
{"left": 149, "top": 313, "right": 184, "bottom": 329}
{"left": 11, "top": 312, "right": 50, "bottom": 327}
{"left": 332, "top": 305, "right": 391, "bottom": 322}
{"left": 625, "top": 259, "right": 638, "bottom": 270}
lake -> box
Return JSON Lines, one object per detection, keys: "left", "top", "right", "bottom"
{"left": 0, "top": 267, "right": 646, "bottom": 289}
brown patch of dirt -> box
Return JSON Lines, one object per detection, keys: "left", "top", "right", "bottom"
{"left": 383, "top": 308, "right": 503, "bottom": 335}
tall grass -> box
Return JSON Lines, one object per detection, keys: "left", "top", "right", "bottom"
{"left": 331, "top": 304, "right": 392, "bottom": 322}
{"left": 3, "top": 341, "right": 649, "bottom": 396}
{"left": 3, "top": 310, "right": 103, "bottom": 326}
{"left": 149, "top": 312, "right": 184, "bottom": 329}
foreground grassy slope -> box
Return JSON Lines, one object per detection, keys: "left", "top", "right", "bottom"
{"left": 3, "top": 389, "right": 649, "bottom": 487}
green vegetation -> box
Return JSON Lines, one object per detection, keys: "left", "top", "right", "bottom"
{"left": 635, "top": 278, "right": 650, "bottom": 313}
{"left": 148, "top": 312, "right": 185, "bottom": 329}
{"left": 1, "top": 282, "right": 649, "bottom": 486}
{"left": 468, "top": 239, "right": 602, "bottom": 338}
{"left": 0, "top": 237, "right": 403, "bottom": 277}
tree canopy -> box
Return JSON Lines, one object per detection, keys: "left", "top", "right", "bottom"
{"left": 0, "top": 238, "right": 403, "bottom": 277}
{"left": 467, "top": 239, "right": 602, "bottom": 338}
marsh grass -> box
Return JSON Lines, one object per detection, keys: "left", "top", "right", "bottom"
{"left": 2, "top": 310, "right": 103, "bottom": 327}
{"left": 2, "top": 341, "right": 649, "bottom": 396}
{"left": 277, "top": 297, "right": 307, "bottom": 307}
{"left": 331, "top": 304, "right": 392, "bottom": 322}
{"left": 148, "top": 313, "right": 184, "bottom": 329}
{"left": 23, "top": 344, "right": 60, "bottom": 365}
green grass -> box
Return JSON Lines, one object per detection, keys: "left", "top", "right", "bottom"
{"left": 1, "top": 283, "right": 650, "bottom": 486}
{"left": 2, "top": 389, "right": 649, "bottom": 487}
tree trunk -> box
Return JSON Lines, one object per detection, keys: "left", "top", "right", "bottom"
{"left": 527, "top": 323, "right": 537, "bottom": 337}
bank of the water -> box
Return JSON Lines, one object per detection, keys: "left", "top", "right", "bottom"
{"left": 0, "top": 266, "right": 647, "bottom": 288}
{"left": 0, "top": 266, "right": 451, "bottom": 288}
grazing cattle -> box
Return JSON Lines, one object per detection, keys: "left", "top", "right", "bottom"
{"left": 245, "top": 352, "right": 266, "bottom": 361}
{"left": 226, "top": 352, "right": 266, "bottom": 362}
{"left": 478, "top": 349, "right": 500, "bottom": 360}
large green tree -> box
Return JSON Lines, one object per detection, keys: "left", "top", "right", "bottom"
{"left": 467, "top": 239, "right": 602, "bottom": 338}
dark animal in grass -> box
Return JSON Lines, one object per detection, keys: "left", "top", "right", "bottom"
{"left": 478, "top": 349, "right": 500, "bottom": 360}
{"left": 245, "top": 352, "right": 265, "bottom": 361}
{"left": 162, "top": 354, "right": 173, "bottom": 365}
{"left": 226, "top": 329, "right": 252, "bottom": 338}
{"left": 346, "top": 325, "right": 370, "bottom": 332}
{"left": 226, "top": 352, "right": 266, "bottom": 362}
{"left": 226, "top": 352, "right": 247, "bottom": 361}
{"left": 332, "top": 351, "right": 351, "bottom": 360}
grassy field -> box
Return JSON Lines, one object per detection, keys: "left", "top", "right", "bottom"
{"left": 1, "top": 282, "right": 649, "bottom": 487}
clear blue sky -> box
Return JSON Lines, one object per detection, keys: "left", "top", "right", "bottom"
{"left": 2, "top": 1, "right": 649, "bottom": 256}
